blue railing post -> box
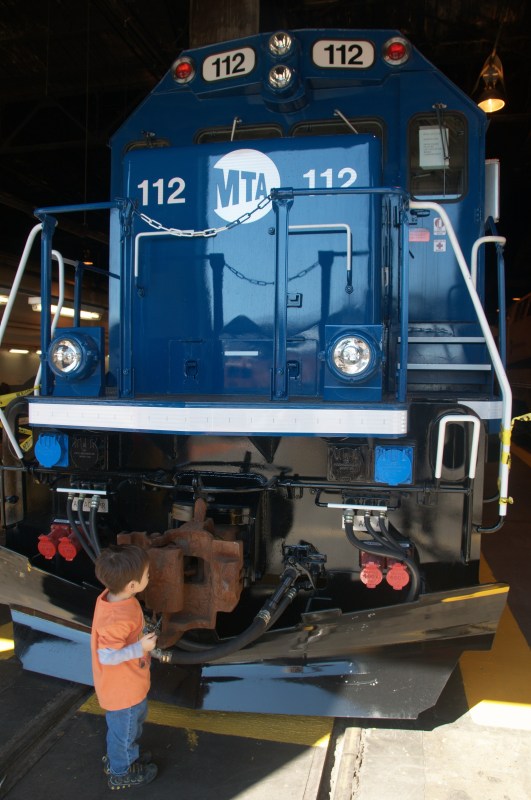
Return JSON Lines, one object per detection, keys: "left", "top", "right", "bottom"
{"left": 272, "top": 189, "right": 294, "bottom": 400}
{"left": 486, "top": 216, "right": 507, "bottom": 368}
{"left": 398, "top": 200, "right": 410, "bottom": 403}
{"left": 37, "top": 213, "right": 57, "bottom": 396}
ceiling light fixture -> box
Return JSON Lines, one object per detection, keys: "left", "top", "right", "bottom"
{"left": 28, "top": 297, "right": 102, "bottom": 321}
{"left": 476, "top": 50, "right": 506, "bottom": 113}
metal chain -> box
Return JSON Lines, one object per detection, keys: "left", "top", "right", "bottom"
{"left": 134, "top": 193, "right": 320, "bottom": 284}
{"left": 224, "top": 259, "right": 321, "bottom": 286}
{"left": 135, "top": 194, "right": 273, "bottom": 238}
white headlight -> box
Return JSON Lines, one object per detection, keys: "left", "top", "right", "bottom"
{"left": 268, "top": 65, "right": 293, "bottom": 90}
{"left": 332, "top": 336, "right": 372, "bottom": 376}
{"left": 50, "top": 338, "right": 82, "bottom": 374}
{"left": 48, "top": 332, "right": 99, "bottom": 381}
{"left": 268, "top": 32, "right": 293, "bottom": 57}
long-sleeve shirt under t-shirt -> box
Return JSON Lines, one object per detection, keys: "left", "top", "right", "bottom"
{"left": 91, "top": 589, "right": 151, "bottom": 711}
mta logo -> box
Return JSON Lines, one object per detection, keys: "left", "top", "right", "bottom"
{"left": 213, "top": 149, "right": 280, "bottom": 224}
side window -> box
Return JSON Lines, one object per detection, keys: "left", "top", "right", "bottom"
{"left": 409, "top": 112, "right": 467, "bottom": 200}
{"left": 291, "top": 118, "right": 384, "bottom": 139}
{"left": 196, "top": 125, "right": 283, "bottom": 143}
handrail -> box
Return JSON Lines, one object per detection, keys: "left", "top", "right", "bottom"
{"left": 470, "top": 234, "right": 507, "bottom": 367}
{"left": 435, "top": 414, "right": 481, "bottom": 480}
{"left": 0, "top": 224, "right": 42, "bottom": 459}
{"left": 288, "top": 223, "right": 352, "bottom": 291}
{"left": 34, "top": 250, "right": 66, "bottom": 396}
{"left": 409, "top": 200, "right": 512, "bottom": 517}
{"left": 0, "top": 224, "right": 42, "bottom": 347}
{"left": 470, "top": 236, "right": 506, "bottom": 288}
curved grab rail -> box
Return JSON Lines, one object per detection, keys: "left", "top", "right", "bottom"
{"left": 0, "top": 224, "right": 43, "bottom": 459}
{"left": 435, "top": 414, "right": 481, "bottom": 480}
{"left": 470, "top": 236, "right": 506, "bottom": 288}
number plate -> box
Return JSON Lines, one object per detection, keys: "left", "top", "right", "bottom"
{"left": 202, "top": 47, "right": 256, "bottom": 82}
{"left": 312, "top": 39, "right": 375, "bottom": 69}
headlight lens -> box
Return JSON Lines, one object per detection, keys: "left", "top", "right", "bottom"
{"left": 48, "top": 332, "right": 99, "bottom": 381}
{"left": 50, "top": 338, "right": 82, "bottom": 374}
{"left": 268, "top": 65, "right": 293, "bottom": 90}
{"left": 331, "top": 336, "right": 372, "bottom": 376}
{"left": 268, "top": 32, "right": 293, "bottom": 57}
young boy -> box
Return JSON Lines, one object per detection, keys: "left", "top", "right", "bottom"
{"left": 91, "top": 544, "right": 158, "bottom": 790}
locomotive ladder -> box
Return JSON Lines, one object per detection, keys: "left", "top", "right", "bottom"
{"left": 409, "top": 201, "right": 512, "bottom": 518}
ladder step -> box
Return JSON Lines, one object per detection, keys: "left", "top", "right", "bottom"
{"left": 406, "top": 363, "right": 491, "bottom": 371}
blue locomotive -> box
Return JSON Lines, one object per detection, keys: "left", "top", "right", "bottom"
{"left": 0, "top": 29, "right": 512, "bottom": 718}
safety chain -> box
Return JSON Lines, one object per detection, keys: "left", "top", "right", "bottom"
{"left": 135, "top": 192, "right": 322, "bottom": 285}
{"left": 135, "top": 194, "right": 273, "bottom": 238}
{"left": 224, "top": 259, "right": 321, "bottom": 286}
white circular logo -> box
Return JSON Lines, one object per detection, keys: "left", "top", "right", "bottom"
{"left": 213, "top": 149, "right": 280, "bottom": 224}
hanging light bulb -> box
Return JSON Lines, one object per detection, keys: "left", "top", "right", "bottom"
{"left": 476, "top": 51, "right": 506, "bottom": 113}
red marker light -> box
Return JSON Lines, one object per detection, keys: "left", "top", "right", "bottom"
{"left": 172, "top": 57, "right": 195, "bottom": 83}
{"left": 383, "top": 38, "right": 410, "bottom": 66}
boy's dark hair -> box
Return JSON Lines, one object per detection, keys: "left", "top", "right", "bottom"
{"left": 95, "top": 545, "right": 149, "bottom": 594}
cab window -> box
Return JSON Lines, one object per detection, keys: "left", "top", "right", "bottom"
{"left": 409, "top": 112, "right": 467, "bottom": 200}
{"left": 196, "top": 125, "right": 283, "bottom": 143}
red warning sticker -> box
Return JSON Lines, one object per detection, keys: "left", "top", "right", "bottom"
{"left": 409, "top": 228, "right": 430, "bottom": 242}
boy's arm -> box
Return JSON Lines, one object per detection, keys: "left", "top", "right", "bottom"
{"left": 98, "top": 642, "right": 144, "bottom": 665}
{"left": 97, "top": 632, "right": 157, "bottom": 665}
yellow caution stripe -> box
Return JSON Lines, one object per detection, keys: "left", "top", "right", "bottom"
{"left": 0, "top": 387, "right": 38, "bottom": 408}
{"left": 442, "top": 585, "right": 509, "bottom": 603}
{"left": 81, "top": 693, "right": 332, "bottom": 748}
{"left": 0, "top": 621, "right": 14, "bottom": 660}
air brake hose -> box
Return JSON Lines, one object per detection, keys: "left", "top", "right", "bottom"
{"left": 344, "top": 519, "right": 420, "bottom": 602}
{"left": 66, "top": 495, "right": 96, "bottom": 562}
{"left": 173, "top": 587, "right": 298, "bottom": 653}
{"left": 153, "top": 567, "right": 300, "bottom": 665}
{"left": 77, "top": 499, "right": 101, "bottom": 557}
{"left": 89, "top": 495, "right": 103, "bottom": 556}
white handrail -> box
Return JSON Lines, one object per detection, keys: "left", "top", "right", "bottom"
{"left": 409, "top": 201, "right": 512, "bottom": 517}
{"left": 470, "top": 235, "right": 506, "bottom": 288}
{"left": 435, "top": 414, "right": 481, "bottom": 480}
{"left": 0, "top": 224, "right": 42, "bottom": 347}
{"left": 0, "top": 224, "right": 42, "bottom": 459}
{"left": 288, "top": 223, "right": 352, "bottom": 278}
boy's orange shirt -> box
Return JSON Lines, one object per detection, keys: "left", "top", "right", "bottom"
{"left": 91, "top": 589, "right": 151, "bottom": 711}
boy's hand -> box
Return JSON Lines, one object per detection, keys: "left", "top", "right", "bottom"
{"left": 140, "top": 631, "right": 158, "bottom": 653}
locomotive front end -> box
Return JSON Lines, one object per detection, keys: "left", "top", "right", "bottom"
{"left": 0, "top": 29, "right": 510, "bottom": 718}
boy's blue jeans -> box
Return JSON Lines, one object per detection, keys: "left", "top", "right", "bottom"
{"left": 105, "top": 697, "right": 148, "bottom": 776}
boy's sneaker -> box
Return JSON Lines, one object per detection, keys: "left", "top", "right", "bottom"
{"left": 107, "top": 760, "right": 157, "bottom": 790}
{"left": 102, "top": 752, "right": 153, "bottom": 775}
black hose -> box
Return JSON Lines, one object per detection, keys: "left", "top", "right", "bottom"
{"left": 483, "top": 493, "right": 500, "bottom": 504}
{"left": 475, "top": 516, "right": 505, "bottom": 533}
{"left": 364, "top": 515, "right": 403, "bottom": 556}
{"left": 155, "top": 616, "right": 268, "bottom": 664}
{"left": 345, "top": 520, "right": 420, "bottom": 602}
{"left": 77, "top": 498, "right": 101, "bottom": 557}
{"left": 374, "top": 516, "right": 405, "bottom": 552}
{"left": 170, "top": 587, "right": 298, "bottom": 654}
{"left": 154, "top": 568, "right": 300, "bottom": 665}
{"left": 89, "top": 497, "right": 103, "bottom": 556}
{"left": 66, "top": 496, "right": 96, "bottom": 562}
